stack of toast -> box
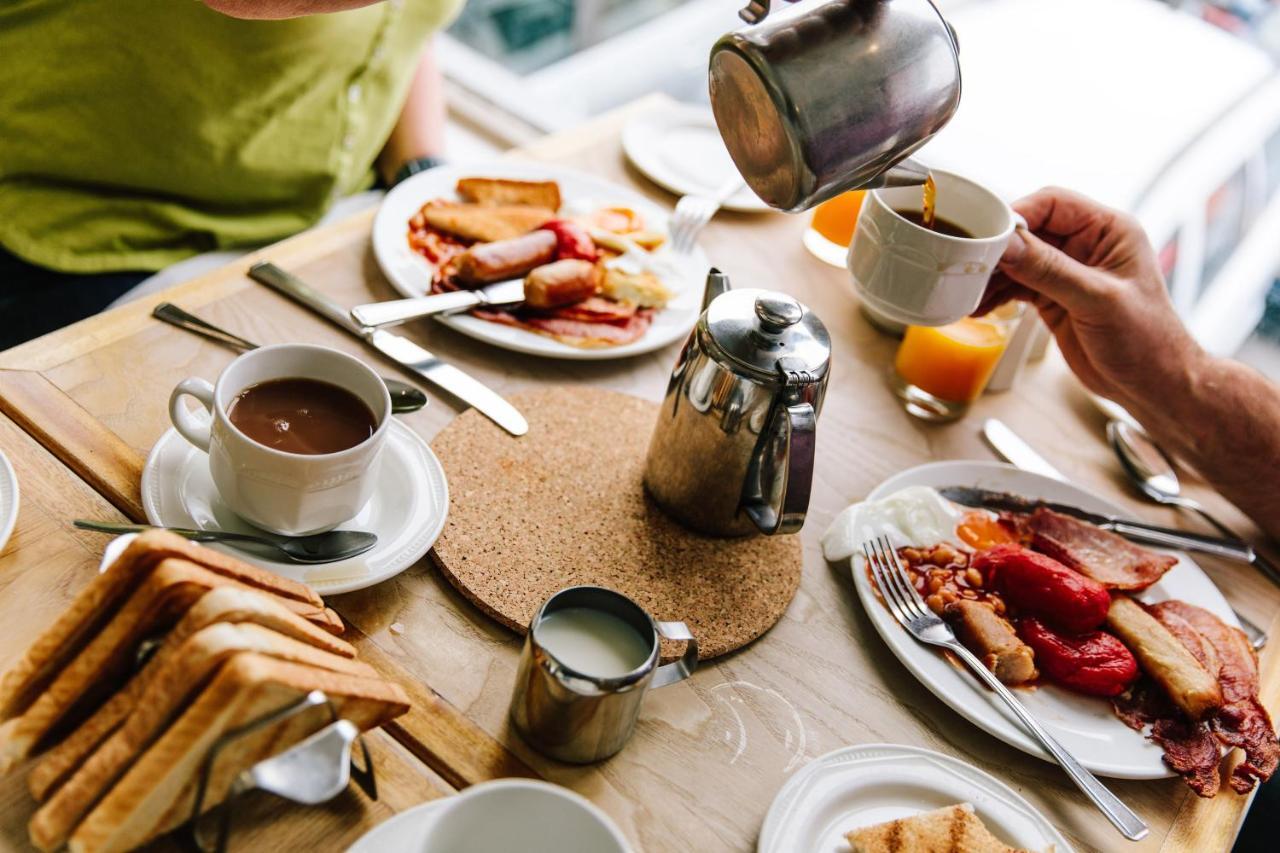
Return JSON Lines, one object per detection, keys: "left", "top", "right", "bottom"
{"left": 421, "top": 177, "right": 561, "bottom": 243}
{"left": 0, "top": 531, "right": 410, "bottom": 853}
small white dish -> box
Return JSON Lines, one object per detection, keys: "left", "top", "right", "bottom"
{"left": 373, "top": 160, "right": 708, "bottom": 361}
{"left": 140, "top": 419, "right": 447, "bottom": 595}
{"left": 853, "top": 461, "right": 1237, "bottom": 779}
{"left": 0, "top": 448, "right": 18, "bottom": 555}
{"left": 346, "top": 779, "right": 631, "bottom": 853}
{"left": 622, "top": 102, "right": 770, "bottom": 213}
{"left": 758, "top": 743, "right": 1072, "bottom": 853}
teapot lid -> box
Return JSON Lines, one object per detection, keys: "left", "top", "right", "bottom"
{"left": 703, "top": 288, "right": 830, "bottom": 381}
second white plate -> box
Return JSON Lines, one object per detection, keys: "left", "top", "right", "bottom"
{"left": 0, "top": 448, "right": 18, "bottom": 555}
{"left": 854, "top": 460, "right": 1237, "bottom": 779}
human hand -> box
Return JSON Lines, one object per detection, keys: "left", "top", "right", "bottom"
{"left": 974, "top": 187, "right": 1204, "bottom": 409}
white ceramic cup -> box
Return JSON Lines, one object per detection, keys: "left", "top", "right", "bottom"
{"left": 418, "top": 779, "right": 631, "bottom": 853}
{"left": 848, "top": 169, "right": 1020, "bottom": 326}
{"left": 168, "top": 344, "right": 391, "bottom": 536}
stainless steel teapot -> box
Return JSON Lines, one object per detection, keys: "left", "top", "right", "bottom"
{"left": 643, "top": 270, "right": 830, "bottom": 536}
{"left": 709, "top": 0, "right": 961, "bottom": 211}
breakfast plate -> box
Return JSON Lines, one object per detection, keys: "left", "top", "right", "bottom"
{"left": 621, "top": 102, "right": 770, "bottom": 213}
{"left": 139, "top": 419, "right": 447, "bottom": 595}
{"left": 0, "top": 448, "right": 17, "bottom": 555}
{"left": 758, "top": 743, "right": 1073, "bottom": 853}
{"left": 848, "top": 460, "right": 1238, "bottom": 779}
{"left": 372, "top": 161, "right": 709, "bottom": 361}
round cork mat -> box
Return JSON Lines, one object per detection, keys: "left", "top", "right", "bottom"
{"left": 429, "top": 386, "right": 803, "bottom": 660}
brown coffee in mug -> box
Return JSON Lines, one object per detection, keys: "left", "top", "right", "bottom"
{"left": 892, "top": 208, "right": 974, "bottom": 238}
{"left": 228, "top": 377, "right": 376, "bottom": 455}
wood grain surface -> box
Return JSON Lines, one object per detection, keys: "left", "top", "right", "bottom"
{"left": 2, "top": 95, "right": 1278, "bottom": 853}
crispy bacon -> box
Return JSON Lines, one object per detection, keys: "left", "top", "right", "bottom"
{"left": 1152, "top": 601, "right": 1279, "bottom": 793}
{"left": 1028, "top": 509, "right": 1177, "bottom": 590}
{"left": 1113, "top": 680, "right": 1222, "bottom": 797}
{"left": 472, "top": 307, "right": 653, "bottom": 347}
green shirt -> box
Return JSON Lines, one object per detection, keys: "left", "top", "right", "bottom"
{"left": 0, "top": 0, "right": 461, "bottom": 273}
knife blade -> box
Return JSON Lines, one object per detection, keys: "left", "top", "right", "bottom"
{"left": 350, "top": 279, "right": 525, "bottom": 329}
{"left": 248, "top": 262, "right": 528, "bottom": 437}
{"left": 983, "top": 419, "right": 1066, "bottom": 481}
{"left": 939, "top": 486, "right": 1255, "bottom": 562}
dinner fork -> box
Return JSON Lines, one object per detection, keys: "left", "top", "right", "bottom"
{"left": 862, "top": 535, "right": 1149, "bottom": 842}
{"left": 668, "top": 175, "right": 745, "bottom": 254}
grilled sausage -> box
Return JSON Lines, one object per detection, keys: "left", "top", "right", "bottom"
{"left": 523, "top": 259, "right": 600, "bottom": 310}
{"left": 453, "top": 230, "right": 557, "bottom": 286}
{"left": 943, "top": 599, "right": 1038, "bottom": 684}
{"left": 1106, "top": 596, "right": 1223, "bottom": 720}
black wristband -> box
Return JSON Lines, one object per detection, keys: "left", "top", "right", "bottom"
{"left": 392, "top": 156, "right": 446, "bottom": 187}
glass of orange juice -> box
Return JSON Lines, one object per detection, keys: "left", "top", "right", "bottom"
{"left": 803, "top": 190, "right": 865, "bottom": 266}
{"left": 889, "top": 303, "right": 1023, "bottom": 422}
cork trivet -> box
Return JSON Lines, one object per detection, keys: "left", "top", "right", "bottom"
{"left": 429, "top": 386, "right": 803, "bottom": 660}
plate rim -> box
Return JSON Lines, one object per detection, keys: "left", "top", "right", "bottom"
{"left": 345, "top": 797, "right": 449, "bottom": 853}
{"left": 621, "top": 102, "right": 772, "bottom": 214}
{"left": 0, "top": 448, "right": 18, "bottom": 555}
{"left": 854, "top": 459, "right": 1236, "bottom": 778}
{"left": 757, "top": 742, "right": 1074, "bottom": 853}
{"left": 371, "top": 159, "right": 706, "bottom": 361}
{"left": 140, "top": 419, "right": 447, "bottom": 595}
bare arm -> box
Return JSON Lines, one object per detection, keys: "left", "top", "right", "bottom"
{"left": 979, "top": 187, "right": 1280, "bottom": 540}
{"left": 376, "top": 43, "right": 448, "bottom": 185}
{"left": 203, "top": 1, "right": 383, "bottom": 19}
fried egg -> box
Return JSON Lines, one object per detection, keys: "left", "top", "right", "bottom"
{"left": 821, "top": 486, "right": 964, "bottom": 562}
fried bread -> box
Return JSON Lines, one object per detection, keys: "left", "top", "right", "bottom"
{"left": 456, "top": 177, "right": 561, "bottom": 211}
{"left": 423, "top": 203, "right": 555, "bottom": 243}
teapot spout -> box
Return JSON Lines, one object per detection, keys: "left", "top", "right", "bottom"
{"left": 702, "top": 268, "right": 731, "bottom": 313}
{"left": 860, "top": 158, "right": 931, "bottom": 189}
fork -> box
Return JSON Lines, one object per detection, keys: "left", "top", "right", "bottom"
{"left": 862, "top": 535, "right": 1149, "bottom": 841}
{"left": 668, "top": 175, "right": 745, "bottom": 254}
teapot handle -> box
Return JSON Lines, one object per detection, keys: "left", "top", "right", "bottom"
{"left": 743, "top": 400, "right": 816, "bottom": 535}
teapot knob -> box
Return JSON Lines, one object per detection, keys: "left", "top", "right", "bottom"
{"left": 754, "top": 294, "right": 803, "bottom": 334}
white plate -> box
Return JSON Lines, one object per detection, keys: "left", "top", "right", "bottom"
{"left": 759, "top": 743, "right": 1073, "bottom": 853}
{"left": 854, "top": 461, "right": 1238, "bottom": 779}
{"left": 372, "top": 161, "right": 708, "bottom": 361}
{"left": 621, "top": 102, "right": 771, "bottom": 214}
{"left": 140, "top": 420, "right": 448, "bottom": 595}
{"left": 346, "top": 798, "right": 449, "bottom": 853}
{"left": 0, "top": 448, "right": 17, "bottom": 555}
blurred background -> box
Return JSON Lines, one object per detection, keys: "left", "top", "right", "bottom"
{"left": 437, "top": 0, "right": 1280, "bottom": 378}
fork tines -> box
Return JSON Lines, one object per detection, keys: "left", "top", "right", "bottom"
{"left": 862, "top": 536, "right": 939, "bottom": 631}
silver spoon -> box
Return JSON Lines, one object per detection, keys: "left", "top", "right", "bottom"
{"left": 74, "top": 520, "right": 376, "bottom": 564}
{"left": 1108, "top": 420, "right": 1280, "bottom": 588}
{"left": 152, "top": 302, "right": 428, "bottom": 415}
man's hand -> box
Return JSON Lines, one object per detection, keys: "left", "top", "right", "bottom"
{"left": 975, "top": 187, "right": 1205, "bottom": 413}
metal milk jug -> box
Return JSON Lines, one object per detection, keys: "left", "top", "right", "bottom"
{"left": 709, "top": 0, "right": 961, "bottom": 211}
{"left": 643, "top": 270, "right": 830, "bottom": 536}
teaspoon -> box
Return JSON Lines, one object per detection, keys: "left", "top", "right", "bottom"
{"left": 1108, "top": 420, "right": 1280, "bottom": 587}
{"left": 74, "top": 520, "right": 377, "bottom": 564}
{"left": 152, "top": 302, "right": 428, "bottom": 415}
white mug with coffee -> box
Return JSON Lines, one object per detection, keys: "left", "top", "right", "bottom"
{"left": 848, "top": 169, "right": 1020, "bottom": 327}
{"left": 168, "top": 344, "right": 391, "bottom": 536}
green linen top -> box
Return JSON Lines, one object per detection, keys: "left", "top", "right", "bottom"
{"left": 0, "top": 0, "right": 462, "bottom": 274}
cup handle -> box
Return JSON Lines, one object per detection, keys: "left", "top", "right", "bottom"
{"left": 169, "top": 378, "right": 215, "bottom": 452}
{"left": 650, "top": 620, "right": 698, "bottom": 688}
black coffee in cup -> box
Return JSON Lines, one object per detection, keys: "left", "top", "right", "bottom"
{"left": 228, "top": 378, "right": 376, "bottom": 455}
{"left": 892, "top": 208, "right": 974, "bottom": 238}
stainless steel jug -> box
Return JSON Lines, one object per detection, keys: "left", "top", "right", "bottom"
{"left": 643, "top": 270, "right": 830, "bottom": 536}
{"left": 709, "top": 0, "right": 960, "bottom": 212}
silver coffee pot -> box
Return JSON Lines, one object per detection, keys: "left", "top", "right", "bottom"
{"left": 643, "top": 270, "right": 830, "bottom": 536}
{"left": 709, "top": 0, "right": 961, "bottom": 211}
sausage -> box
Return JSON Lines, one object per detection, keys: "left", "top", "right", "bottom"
{"left": 523, "top": 259, "right": 600, "bottom": 310}
{"left": 942, "top": 599, "right": 1038, "bottom": 684}
{"left": 1106, "top": 596, "right": 1223, "bottom": 720}
{"left": 453, "top": 230, "right": 557, "bottom": 286}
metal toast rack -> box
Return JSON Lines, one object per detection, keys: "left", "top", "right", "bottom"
{"left": 183, "top": 690, "right": 377, "bottom": 853}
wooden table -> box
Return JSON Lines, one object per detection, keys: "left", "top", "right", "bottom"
{"left": 2, "top": 95, "right": 1277, "bottom": 852}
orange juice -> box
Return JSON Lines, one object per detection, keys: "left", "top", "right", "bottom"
{"left": 810, "top": 190, "right": 866, "bottom": 246}
{"left": 894, "top": 315, "right": 1011, "bottom": 403}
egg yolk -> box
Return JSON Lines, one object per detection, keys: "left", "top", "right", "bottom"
{"left": 956, "top": 512, "right": 1016, "bottom": 551}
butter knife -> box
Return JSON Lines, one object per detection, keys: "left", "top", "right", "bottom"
{"left": 248, "top": 262, "right": 528, "bottom": 437}
{"left": 351, "top": 279, "right": 525, "bottom": 329}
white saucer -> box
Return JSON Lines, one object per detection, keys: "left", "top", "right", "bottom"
{"left": 140, "top": 419, "right": 448, "bottom": 595}
{"left": 622, "top": 102, "right": 772, "bottom": 213}
{"left": 0, "top": 448, "right": 17, "bottom": 554}
{"left": 758, "top": 744, "right": 1073, "bottom": 853}
{"left": 346, "top": 798, "right": 448, "bottom": 853}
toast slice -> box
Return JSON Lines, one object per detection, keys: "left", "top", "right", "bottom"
{"left": 845, "top": 803, "right": 1033, "bottom": 853}
{"left": 423, "top": 203, "right": 555, "bottom": 243}
{"left": 456, "top": 177, "right": 561, "bottom": 211}
{"left": 67, "top": 653, "right": 409, "bottom": 853}
{"left": 29, "top": 587, "right": 355, "bottom": 802}
{"left": 0, "top": 558, "right": 337, "bottom": 774}
{"left": 30, "top": 623, "right": 376, "bottom": 851}
{"left": 0, "top": 531, "right": 335, "bottom": 722}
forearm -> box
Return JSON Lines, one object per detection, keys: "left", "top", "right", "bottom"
{"left": 203, "top": 0, "right": 382, "bottom": 18}
{"left": 377, "top": 44, "right": 447, "bottom": 185}
{"left": 1126, "top": 351, "right": 1280, "bottom": 540}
